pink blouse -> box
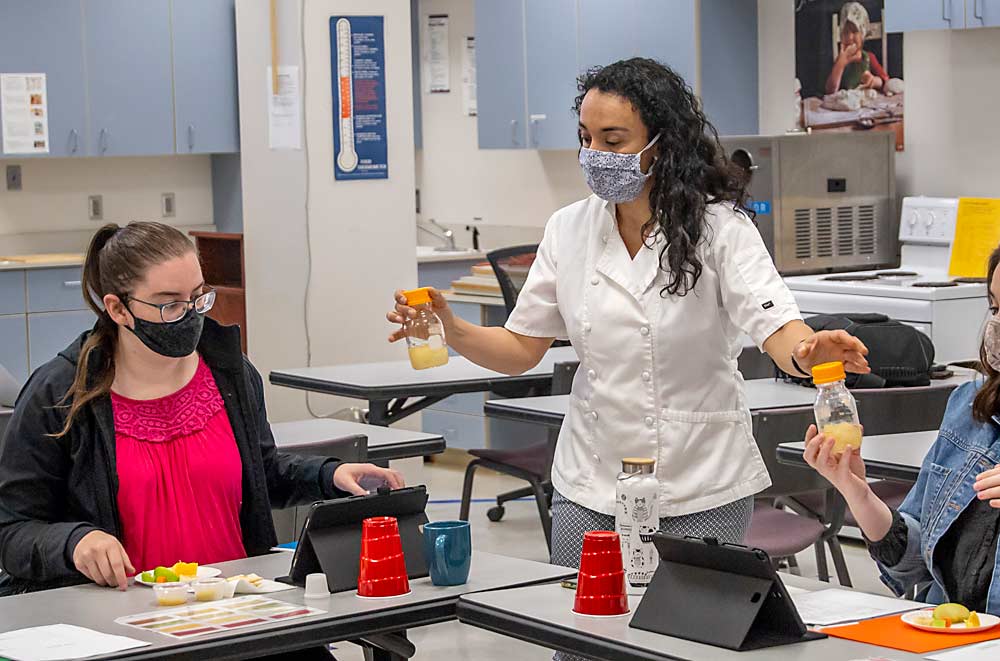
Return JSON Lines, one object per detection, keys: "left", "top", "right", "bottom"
{"left": 112, "top": 357, "right": 247, "bottom": 573}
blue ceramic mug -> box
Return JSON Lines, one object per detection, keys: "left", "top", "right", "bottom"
{"left": 423, "top": 520, "right": 472, "bottom": 586}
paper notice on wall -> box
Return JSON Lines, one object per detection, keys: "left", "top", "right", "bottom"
{"left": 462, "top": 37, "right": 477, "bottom": 116}
{"left": 266, "top": 66, "right": 302, "bottom": 150}
{"left": 948, "top": 198, "right": 1000, "bottom": 278}
{"left": 1, "top": 73, "right": 49, "bottom": 154}
{"left": 424, "top": 14, "right": 450, "bottom": 93}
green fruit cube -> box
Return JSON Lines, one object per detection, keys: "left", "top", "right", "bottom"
{"left": 931, "top": 618, "right": 947, "bottom": 628}
{"left": 153, "top": 566, "right": 179, "bottom": 582}
{"left": 140, "top": 571, "right": 154, "bottom": 583}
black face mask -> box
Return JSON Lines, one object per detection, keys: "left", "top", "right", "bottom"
{"left": 125, "top": 306, "right": 205, "bottom": 358}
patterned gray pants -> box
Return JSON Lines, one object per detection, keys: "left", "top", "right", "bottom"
{"left": 550, "top": 490, "right": 754, "bottom": 661}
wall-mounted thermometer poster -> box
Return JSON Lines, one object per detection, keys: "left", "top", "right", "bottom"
{"left": 331, "top": 16, "right": 388, "bottom": 180}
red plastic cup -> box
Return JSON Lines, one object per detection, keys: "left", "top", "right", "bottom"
{"left": 574, "top": 530, "right": 629, "bottom": 617}
{"left": 357, "top": 516, "right": 411, "bottom": 598}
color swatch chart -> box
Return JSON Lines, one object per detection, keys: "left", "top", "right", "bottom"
{"left": 115, "top": 596, "right": 324, "bottom": 639}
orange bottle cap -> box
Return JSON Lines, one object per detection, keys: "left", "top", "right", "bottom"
{"left": 402, "top": 287, "right": 433, "bottom": 306}
{"left": 811, "top": 361, "right": 846, "bottom": 385}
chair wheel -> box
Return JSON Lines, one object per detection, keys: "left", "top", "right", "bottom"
{"left": 487, "top": 506, "right": 506, "bottom": 522}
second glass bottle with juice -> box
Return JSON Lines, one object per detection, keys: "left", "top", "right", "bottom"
{"left": 811, "top": 361, "right": 862, "bottom": 455}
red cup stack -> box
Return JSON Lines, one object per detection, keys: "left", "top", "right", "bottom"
{"left": 573, "top": 530, "right": 630, "bottom": 617}
{"left": 357, "top": 516, "right": 411, "bottom": 598}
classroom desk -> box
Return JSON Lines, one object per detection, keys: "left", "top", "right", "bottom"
{"left": 484, "top": 369, "right": 981, "bottom": 430}
{"left": 269, "top": 346, "right": 578, "bottom": 426}
{"left": 457, "top": 574, "right": 931, "bottom": 661}
{"left": 0, "top": 551, "right": 574, "bottom": 661}
{"left": 483, "top": 379, "right": 820, "bottom": 429}
{"left": 271, "top": 418, "right": 446, "bottom": 463}
{"left": 777, "top": 430, "right": 938, "bottom": 483}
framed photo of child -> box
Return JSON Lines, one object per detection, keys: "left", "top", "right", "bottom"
{"left": 795, "top": 0, "right": 905, "bottom": 150}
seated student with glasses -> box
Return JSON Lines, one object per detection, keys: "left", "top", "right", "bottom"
{"left": 0, "top": 222, "right": 403, "bottom": 600}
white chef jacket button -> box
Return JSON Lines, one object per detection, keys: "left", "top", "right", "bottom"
{"left": 641, "top": 371, "right": 651, "bottom": 382}
{"left": 588, "top": 411, "right": 599, "bottom": 423}
{"left": 640, "top": 326, "right": 650, "bottom": 336}
{"left": 593, "top": 454, "right": 601, "bottom": 463}
{"left": 644, "top": 416, "right": 655, "bottom": 428}
{"left": 583, "top": 322, "right": 592, "bottom": 333}
{"left": 591, "top": 277, "right": 600, "bottom": 286}
{"left": 587, "top": 369, "right": 597, "bottom": 381}
{"left": 601, "top": 234, "right": 609, "bottom": 243}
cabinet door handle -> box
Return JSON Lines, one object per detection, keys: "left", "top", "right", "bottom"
{"left": 63, "top": 281, "right": 82, "bottom": 288}
{"left": 529, "top": 114, "right": 545, "bottom": 148}
{"left": 942, "top": 0, "right": 952, "bottom": 22}
{"left": 69, "top": 129, "right": 79, "bottom": 154}
{"left": 510, "top": 119, "right": 519, "bottom": 146}
{"left": 975, "top": 0, "right": 983, "bottom": 20}
{"left": 187, "top": 125, "right": 195, "bottom": 151}
{"left": 99, "top": 128, "right": 108, "bottom": 154}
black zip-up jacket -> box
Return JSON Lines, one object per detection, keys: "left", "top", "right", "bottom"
{"left": 0, "top": 319, "right": 345, "bottom": 595}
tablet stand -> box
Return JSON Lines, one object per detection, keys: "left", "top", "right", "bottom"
{"left": 309, "top": 511, "right": 428, "bottom": 593}
{"left": 630, "top": 561, "right": 826, "bottom": 651}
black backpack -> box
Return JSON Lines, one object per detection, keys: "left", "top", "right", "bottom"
{"left": 781, "top": 313, "right": 936, "bottom": 388}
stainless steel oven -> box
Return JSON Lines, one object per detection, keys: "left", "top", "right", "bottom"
{"left": 719, "top": 132, "right": 898, "bottom": 275}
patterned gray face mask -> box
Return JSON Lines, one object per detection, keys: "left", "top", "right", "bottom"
{"left": 985, "top": 315, "right": 1000, "bottom": 371}
{"left": 578, "top": 133, "right": 661, "bottom": 203}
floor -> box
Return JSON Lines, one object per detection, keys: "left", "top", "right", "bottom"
{"left": 329, "top": 459, "right": 895, "bottom": 661}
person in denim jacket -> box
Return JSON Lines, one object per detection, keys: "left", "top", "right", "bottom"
{"left": 804, "top": 246, "right": 1000, "bottom": 616}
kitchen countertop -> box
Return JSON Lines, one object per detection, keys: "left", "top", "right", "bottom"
{"left": 0, "top": 253, "right": 85, "bottom": 271}
{"left": 416, "top": 246, "right": 486, "bottom": 264}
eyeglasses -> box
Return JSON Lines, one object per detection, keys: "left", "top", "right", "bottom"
{"left": 123, "top": 289, "right": 216, "bottom": 323}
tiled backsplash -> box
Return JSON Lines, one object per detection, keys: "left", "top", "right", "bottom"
{"left": 0, "top": 223, "right": 216, "bottom": 257}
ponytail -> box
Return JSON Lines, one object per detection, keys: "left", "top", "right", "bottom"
{"left": 52, "top": 222, "right": 194, "bottom": 437}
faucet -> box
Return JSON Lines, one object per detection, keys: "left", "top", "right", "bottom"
{"left": 418, "top": 219, "right": 458, "bottom": 251}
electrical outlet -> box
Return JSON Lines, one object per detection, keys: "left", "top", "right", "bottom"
{"left": 161, "top": 192, "right": 176, "bottom": 218}
{"left": 88, "top": 195, "right": 103, "bottom": 221}
{"left": 5, "top": 165, "right": 21, "bottom": 191}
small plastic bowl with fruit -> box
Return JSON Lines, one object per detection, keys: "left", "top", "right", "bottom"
{"left": 902, "top": 603, "right": 1000, "bottom": 633}
{"left": 152, "top": 582, "right": 190, "bottom": 607}
{"left": 192, "top": 577, "right": 234, "bottom": 602}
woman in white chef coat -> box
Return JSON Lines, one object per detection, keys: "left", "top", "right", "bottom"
{"left": 387, "top": 58, "right": 869, "bottom": 567}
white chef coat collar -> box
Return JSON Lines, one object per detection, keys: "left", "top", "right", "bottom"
{"left": 597, "top": 201, "right": 664, "bottom": 298}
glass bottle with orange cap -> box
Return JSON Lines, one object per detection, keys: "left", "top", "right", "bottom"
{"left": 400, "top": 287, "right": 449, "bottom": 370}
{"left": 811, "top": 361, "right": 862, "bottom": 455}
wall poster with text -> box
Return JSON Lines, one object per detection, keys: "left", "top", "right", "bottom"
{"left": 795, "top": 1, "right": 904, "bottom": 150}
{"left": 331, "top": 16, "right": 388, "bottom": 180}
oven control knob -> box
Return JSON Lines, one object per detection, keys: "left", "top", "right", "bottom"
{"left": 906, "top": 210, "right": 918, "bottom": 227}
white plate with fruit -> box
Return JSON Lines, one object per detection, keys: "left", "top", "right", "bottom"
{"left": 901, "top": 603, "right": 1000, "bottom": 633}
{"left": 134, "top": 562, "right": 221, "bottom": 587}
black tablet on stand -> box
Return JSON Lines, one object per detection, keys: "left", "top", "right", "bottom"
{"left": 629, "top": 533, "right": 826, "bottom": 651}
{"left": 277, "top": 485, "right": 429, "bottom": 593}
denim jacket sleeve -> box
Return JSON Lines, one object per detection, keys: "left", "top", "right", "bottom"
{"left": 876, "top": 504, "right": 930, "bottom": 596}
{"left": 873, "top": 382, "right": 981, "bottom": 595}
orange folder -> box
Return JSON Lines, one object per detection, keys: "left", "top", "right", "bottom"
{"left": 821, "top": 614, "right": 1000, "bottom": 653}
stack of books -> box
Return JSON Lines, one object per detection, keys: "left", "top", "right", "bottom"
{"left": 450, "top": 257, "right": 534, "bottom": 298}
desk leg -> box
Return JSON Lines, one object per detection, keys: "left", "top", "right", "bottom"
{"left": 367, "top": 400, "right": 391, "bottom": 426}
{"left": 357, "top": 631, "right": 414, "bottom": 661}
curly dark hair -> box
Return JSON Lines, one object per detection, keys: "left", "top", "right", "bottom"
{"left": 973, "top": 245, "right": 1000, "bottom": 423}
{"left": 574, "top": 58, "right": 752, "bottom": 297}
